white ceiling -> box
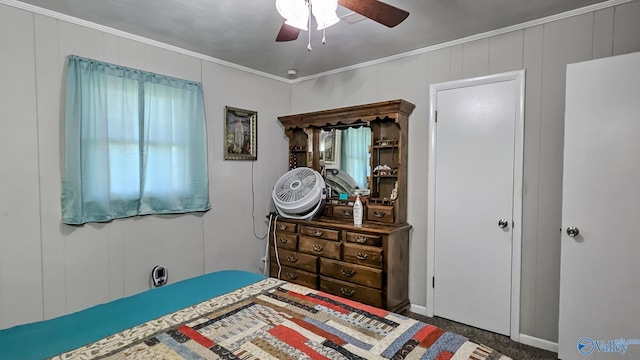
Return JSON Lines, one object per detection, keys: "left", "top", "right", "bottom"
{"left": 15, "top": 0, "right": 612, "bottom": 79}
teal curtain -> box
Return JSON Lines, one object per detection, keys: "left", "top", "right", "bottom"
{"left": 62, "top": 55, "right": 210, "bottom": 225}
{"left": 340, "top": 127, "right": 371, "bottom": 189}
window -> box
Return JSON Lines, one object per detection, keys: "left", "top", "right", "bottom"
{"left": 62, "top": 55, "right": 210, "bottom": 225}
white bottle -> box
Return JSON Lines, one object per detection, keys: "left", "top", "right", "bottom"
{"left": 353, "top": 194, "right": 363, "bottom": 227}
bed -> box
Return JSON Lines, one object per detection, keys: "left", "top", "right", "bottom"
{"left": 0, "top": 270, "right": 511, "bottom": 359}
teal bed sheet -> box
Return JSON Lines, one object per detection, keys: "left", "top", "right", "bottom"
{"left": 0, "top": 270, "right": 265, "bottom": 360}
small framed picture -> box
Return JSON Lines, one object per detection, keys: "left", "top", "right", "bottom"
{"left": 224, "top": 106, "right": 257, "bottom": 160}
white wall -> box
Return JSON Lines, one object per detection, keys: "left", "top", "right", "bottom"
{"left": 0, "top": 3, "right": 290, "bottom": 329}
{"left": 2, "top": 0, "right": 639, "bottom": 344}
{"left": 290, "top": 0, "right": 640, "bottom": 342}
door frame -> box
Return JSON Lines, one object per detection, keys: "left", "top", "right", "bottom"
{"left": 426, "top": 70, "right": 525, "bottom": 341}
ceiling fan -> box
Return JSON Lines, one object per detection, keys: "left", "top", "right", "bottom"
{"left": 275, "top": 0, "right": 409, "bottom": 44}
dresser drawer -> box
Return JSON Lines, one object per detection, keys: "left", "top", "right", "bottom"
{"left": 345, "top": 232, "right": 382, "bottom": 247}
{"left": 300, "top": 225, "right": 341, "bottom": 241}
{"left": 298, "top": 236, "right": 341, "bottom": 260}
{"left": 272, "top": 248, "right": 318, "bottom": 273}
{"left": 270, "top": 264, "right": 317, "bottom": 289}
{"left": 343, "top": 243, "right": 383, "bottom": 268}
{"left": 332, "top": 205, "right": 354, "bottom": 220}
{"left": 320, "top": 258, "right": 382, "bottom": 289}
{"left": 274, "top": 221, "right": 298, "bottom": 233}
{"left": 320, "top": 276, "right": 383, "bottom": 308}
{"left": 366, "top": 204, "right": 394, "bottom": 224}
{"left": 274, "top": 232, "right": 297, "bottom": 250}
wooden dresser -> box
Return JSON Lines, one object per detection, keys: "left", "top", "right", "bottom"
{"left": 271, "top": 100, "right": 415, "bottom": 314}
{"left": 270, "top": 217, "right": 411, "bottom": 313}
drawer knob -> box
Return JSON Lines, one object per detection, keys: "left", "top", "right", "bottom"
{"left": 341, "top": 268, "right": 356, "bottom": 277}
{"left": 312, "top": 230, "right": 324, "bottom": 237}
{"left": 279, "top": 224, "right": 288, "bottom": 230}
{"left": 313, "top": 244, "right": 324, "bottom": 252}
{"left": 286, "top": 272, "right": 298, "bottom": 280}
{"left": 344, "top": 210, "right": 353, "bottom": 216}
{"left": 279, "top": 238, "right": 288, "bottom": 244}
{"left": 356, "top": 253, "right": 368, "bottom": 260}
{"left": 286, "top": 255, "right": 298, "bottom": 263}
{"left": 340, "top": 287, "right": 355, "bottom": 297}
{"left": 356, "top": 236, "right": 368, "bottom": 244}
{"left": 374, "top": 211, "right": 386, "bottom": 218}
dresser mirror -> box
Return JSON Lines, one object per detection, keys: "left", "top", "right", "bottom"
{"left": 318, "top": 127, "right": 371, "bottom": 197}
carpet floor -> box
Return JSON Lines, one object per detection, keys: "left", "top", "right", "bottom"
{"left": 408, "top": 313, "right": 558, "bottom": 360}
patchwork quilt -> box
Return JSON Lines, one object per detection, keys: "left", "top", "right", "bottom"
{"left": 52, "top": 278, "right": 511, "bottom": 360}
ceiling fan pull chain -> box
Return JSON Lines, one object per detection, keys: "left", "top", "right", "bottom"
{"left": 307, "top": 5, "right": 312, "bottom": 51}
{"left": 322, "top": 28, "right": 326, "bottom": 45}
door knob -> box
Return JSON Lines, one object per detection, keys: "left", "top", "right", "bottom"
{"left": 566, "top": 226, "right": 580, "bottom": 237}
{"left": 498, "top": 219, "right": 509, "bottom": 229}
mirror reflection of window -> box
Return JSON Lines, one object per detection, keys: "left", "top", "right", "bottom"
{"left": 340, "top": 127, "right": 371, "bottom": 189}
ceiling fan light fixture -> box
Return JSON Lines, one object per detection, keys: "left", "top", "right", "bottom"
{"left": 311, "top": 0, "right": 340, "bottom": 30}
{"left": 276, "top": 0, "right": 339, "bottom": 32}
{"left": 314, "top": 12, "right": 340, "bottom": 30}
{"left": 276, "top": 0, "right": 309, "bottom": 30}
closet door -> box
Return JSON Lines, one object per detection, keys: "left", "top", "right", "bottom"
{"left": 429, "top": 71, "right": 524, "bottom": 337}
{"left": 559, "top": 52, "right": 640, "bottom": 359}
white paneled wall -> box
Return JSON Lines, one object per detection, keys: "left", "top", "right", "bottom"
{"left": 1, "top": 0, "right": 640, "bottom": 346}
{"left": 613, "top": 0, "right": 640, "bottom": 55}
{"left": 201, "top": 62, "right": 289, "bottom": 273}
{"left": 291, "top": 1, "right": 640, "bottom": 342}
{"left": 0, "top": 3, "right": 289, "bottom": 329}
{"left": 0, "top": 4, "right": 43, "bottom": 328}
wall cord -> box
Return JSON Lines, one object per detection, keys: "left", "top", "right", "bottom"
{"left": 272, "top": 214, "right": 282, "bottom": 279}
{"left": 251, "top": 160, "right": 268, "bottom": 240}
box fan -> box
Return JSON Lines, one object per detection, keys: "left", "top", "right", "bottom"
{"left": 272, "top": 167, "right": 326, "bottom": 220}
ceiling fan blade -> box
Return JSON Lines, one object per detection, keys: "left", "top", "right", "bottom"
{"left": 276, "top": 22, "right": 300, "bottom": 42}
{"left": 338, "top": 0, "right": 409, "bottom": 28}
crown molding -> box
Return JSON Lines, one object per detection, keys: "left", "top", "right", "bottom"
{"left": 291, "top": 0, "right": 634, "bottom": 83}
{"left": 1, "top": 0, "right": 633, "bottom": 84}
{"left": 0, "top": 0, "right": 288, "bottom": 83}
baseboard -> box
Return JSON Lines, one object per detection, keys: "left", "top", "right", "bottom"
{"left": 409, "top": 303, "right": 428, "bottom": 316}
{"left": 519, "top": 334, "right": 558, "bottom": 353}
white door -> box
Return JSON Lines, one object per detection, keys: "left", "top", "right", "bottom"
{"left": 428, "top": 71, "right": 524, "bottom": 337}
{"left": 559, "top": 52, "right": 640, "bottom": 360}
